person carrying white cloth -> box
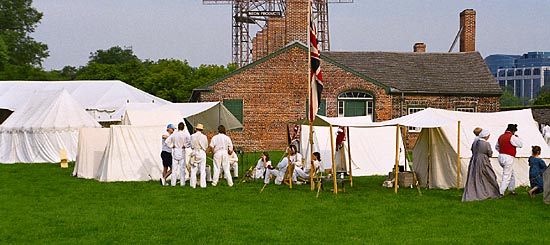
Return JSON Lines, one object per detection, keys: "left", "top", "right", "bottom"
{"left": 190, "top": 123, "right": 208, "bottom": 188}
{"left": 165, "top": 122, "right": 191, "bottom": 187}
{"left": 210, "top": 125, "right": 234, "bottom": 187}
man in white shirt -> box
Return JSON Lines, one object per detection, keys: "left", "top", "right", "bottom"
{"left": 209, "top": 125, "right": 234, "bottom": 187}
{"left": 495, "top": 124, "right": 524, "bottom": 195}
{"left": 229, "top": 150, "right": 239, "bottom": 178}
{"left": 165, "top": 122, "right": 190, "bottom": 187}
{"left": 190, "top": 123, "right": 208, "bottom": 188}
{"left": 264, "top": 156, "right": 289, "bottom": 185}
{"left": 542, "top": 124, "right": 550, "bottom": 146}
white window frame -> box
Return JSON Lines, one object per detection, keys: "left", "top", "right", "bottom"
{"left": 337, "top": 91, "right": 374, "bottom": 120}
{"left": 455, "top": 107, "right": 476, "bottom": 113}
{"left": 407, "top": 107, "right": 425, "bottom": 133}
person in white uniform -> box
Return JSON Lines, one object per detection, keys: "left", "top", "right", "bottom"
{"left": 495, "top": 124, "right": 524, "bottom": 195}
{"left": 293, "top": 152, "right": 322, "bottom": 183}
{"left": 229, "top": 150, "right": 239, "bottom": 178}
{"left": 182, "top": 123, "right": 192, "bottom": 181}
{"left": 190, "top": 123, "right": 208, "bottom": 188}
{"left": 165, "top": 122, "right": 190, "bottom": 187}
{"left": 209, "top": 125, "right": 234, "bottom": 187}
{"left": 253, "top": 152, "right": 270, "bottom": 180}
{"left": 264, "top": 155, "right": 289, "bottom": 185}
{"left": 160, "top": 124, "right": 175, "bottom": 186}
{"left": 542, "top": 124, "right": 550, "bottom": 146}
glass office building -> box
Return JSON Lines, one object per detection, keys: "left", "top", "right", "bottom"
{"left": 485, "top": 52, "right": 550, "bottom": 99}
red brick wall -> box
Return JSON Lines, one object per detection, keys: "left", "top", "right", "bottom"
{"left": 267, "top": 18, "right": 285, "bottom": 54}
{"left": 285, "top": 0, "right": 308, "bottom": 45}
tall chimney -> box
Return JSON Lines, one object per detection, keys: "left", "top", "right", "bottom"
{"left": 285, "top": 0, "right": 308, "bottom": 45}
{"left": 459, "top": 9, "right": 476, "bottom": 52}
{"left": 413, "top": 42, "right": 426, "bottom": 53}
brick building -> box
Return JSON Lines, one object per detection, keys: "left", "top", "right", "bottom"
{"left": 191, "top": 4, "right": 501, "bottom": 151}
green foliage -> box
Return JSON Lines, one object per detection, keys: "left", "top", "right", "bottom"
{"left": 533, "top": 85, "right": 550, "bottom": 105}
{"left": 88, "top": 46, "right": 139, "bottom": 65}
{"left": 1, "top": 163, "right": 550, "bottom": 243}
{"left": 0, "top": 0, "right": 49, "bottom": 67}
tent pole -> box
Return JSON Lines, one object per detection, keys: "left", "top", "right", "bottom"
{"left": 394, "top": 125, "right": 400, "bottom": 193}
{"left": 309, "top": 122, "right": 315, "bottom": 191}
{"left": 307, "top": 0, "right": 313, "bottom": 191}
{"left": 427, "top": 128, "right": 431, "bottom": 189}
{"left": 286, "top": 123, "right": 292, "bottom": 189}
{"left": 329, "top": 124, "right": 338, "bottom": 194}
{"left": 346, "top": 126, "right": 353, "bottom": 187}
{"left": 457, "top": 120, "right": 461, "bottom": 189}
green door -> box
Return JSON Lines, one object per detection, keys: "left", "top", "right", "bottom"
{"left": 344, "top": 100, "right": 366, "bottom": 117}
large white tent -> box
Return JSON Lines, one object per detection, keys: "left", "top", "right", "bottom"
{"left": 384, "top": 108, "right": 550, "bottom": 189}
{"left": 75, "top": 102, "right": 243, "bottom": 181}
{"left": 0, "top": 90, "right": 101, "bottom": 163}
{"left": 300, "top": 125, "right": 405, "bottom": 176}
{"left": 0, "top": 81, "right": 168, "bottom": 122}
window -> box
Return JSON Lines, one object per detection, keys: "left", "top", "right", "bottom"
{"left": 516, "top": 69, "right": 523, "bottom": 76}
{"left": 534, "top": 79, "right": 542, "bottom": 98}
{"left": 515, "top": 80, "right": 523, "bottom": 97}
{"left": 498, "top": 80, "right": 506, "bottom": 88}
{"left": 306, "top": 99, "right": 326, "bottom": 117}
{"left": 498, "top": 70, "right": 505, "bottom": 77}
{"left": 407, "top": 107, "right": 426, "bottom": 133}
{"left": 456, "top": 107, "right": 476, "bottom": 112}
{"left": 337, "top": 90, "right": 374, "bottom": 121}
{"left": 507, "top": 69, "right": 514, "bottom": 77}
{"left": 534, "top": 68, "right": 541, "bottom": 75}
{"left": 524, "top": 69, "right": 532, "bottom": 76}
{"left": 524, "top": 79, "right": 532, "bottom": 99}
{"left": 223, "top": 99, "right": 243, "bottom": 123}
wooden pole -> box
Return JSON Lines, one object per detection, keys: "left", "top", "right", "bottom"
{"left": 394, "top": 125, "right": 400, "bottom": 193}
{"left": 286, "top": 124, "right": 292, "bottom": 189}
{"left": 346, "top": 126, "right": 353, "bottom": 187}
{"left": 329, "top": 124, "right": 338, "bottom": 194}
{"left": 457, "top": 120, "right": 461, "bottom": 189}
{"left": 309, "top": 123, "right": 315, "bottom": 191}
{"left": 427, "top": 128, "right": 431, "bottom": 188}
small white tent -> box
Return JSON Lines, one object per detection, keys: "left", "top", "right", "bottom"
{"left": 401, "top": 108, "right": 550, "bottom": 189}
{"left": 298, "top": 115, "right": 406, "bottom": 176}
{"left": 161, "top": 102, "right": 243, "bottom": 131}
{"left": 73, "top": 128, "right": 110, "bottom": 179}
{"left": 0, "top": 90, "right": 101, "bottom": 163}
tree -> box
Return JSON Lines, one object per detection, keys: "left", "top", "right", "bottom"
{"left": 88, "top": 46, "right": 139, "bottom": 65}
{"left": 0, "top": 0, "right": 49, "bottom": 67}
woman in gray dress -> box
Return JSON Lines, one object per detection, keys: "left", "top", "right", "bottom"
{"left": 462, "top": 129, "right": 502, "bottom": 202}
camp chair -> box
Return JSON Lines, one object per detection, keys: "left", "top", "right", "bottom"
{"left": 282, "top": 163, "right": 295, "bottom": 188}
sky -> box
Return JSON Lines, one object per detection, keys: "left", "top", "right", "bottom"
{"left": 31, "top": 0, "right": 550, "bottom": 70}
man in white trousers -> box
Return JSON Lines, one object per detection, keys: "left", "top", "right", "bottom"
{"left": 210, "top": 125, "right": 234, "bottom": 187}
{"left": 264, "top": 156, "right": 289, "bottom": 185}
{"left": 190, "top": 123, "right": 208, "bottom": 188}
{"left": 165, "top": 122, "right": 190, "bottom": 187}
{"left": 495, "top": 124, "right": 523, "bottom": 195}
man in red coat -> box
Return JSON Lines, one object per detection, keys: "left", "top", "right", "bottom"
{"left": 495, "top": 124, "right": 524, "bottom": 195}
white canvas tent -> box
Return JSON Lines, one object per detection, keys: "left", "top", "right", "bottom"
{"left": 73, "top": 128, "right": 110, "bottom": 179}
{"left": 0, "top": 90, "right": 101, "bottom": 163}
{"left": 383, "top": 108, "right": 550, "bottom": 189}
{"left": 77, "top": 103, "right": 242, "bottom": 182}
{"left": 0, "top": 81, "right": 169, "bottom": 122}
{"left": 297, "top": 115, "right": 406, "bottom": 192}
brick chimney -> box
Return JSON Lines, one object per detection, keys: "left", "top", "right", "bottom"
{"left": 413, "top": 42, "right": 426, "bottom": 52}
{"left": 459, "top": 9, "right": 476, "bottom": 52}
{"left": 285, "top": 0, "right": 308, "bottom": 45}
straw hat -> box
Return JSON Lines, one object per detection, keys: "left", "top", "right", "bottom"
{"left": 196, "top": 123, "right": 204, "bottom": 130}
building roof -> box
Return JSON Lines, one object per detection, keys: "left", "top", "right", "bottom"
{"left": 323, "top": 51, "right": 503, "bottom": 95}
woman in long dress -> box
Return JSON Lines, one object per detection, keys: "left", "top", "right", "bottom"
{"left": 528, "top": 146, "right": 547, "bottom": 198}
{"left": 462, "top": 129, "right": 502, "bottom": 202}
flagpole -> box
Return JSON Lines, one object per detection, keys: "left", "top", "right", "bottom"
{"left": 308, "top": 0, "right": 315, "bottom": 192}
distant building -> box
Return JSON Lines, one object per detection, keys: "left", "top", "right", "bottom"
{"left": 485, "top": 52, "right": 550, "bottom": 99}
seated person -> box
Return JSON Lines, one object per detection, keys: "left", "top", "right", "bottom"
{"left": 253, "top": 152, "right": 270, "bottom": 180}
{"left": 264, "top": 155, "right": 289, "bottom": 185}
{"left": 229, "top": 150, "right": 239, "bottom": 178}
{"left": 293, "top": 152, "right": 322, "bottom": 183}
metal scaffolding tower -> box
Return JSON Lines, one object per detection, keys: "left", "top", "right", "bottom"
{"left": 203, "top": 0, "right": 353, "bottom": 67}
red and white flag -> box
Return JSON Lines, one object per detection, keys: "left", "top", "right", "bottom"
{"left": 309, "top": 2, "right": 323, "bottom": 122}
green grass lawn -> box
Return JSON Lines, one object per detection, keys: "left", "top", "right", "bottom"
{"left": 1, "top": 162, "right": 549, "bottom": 244}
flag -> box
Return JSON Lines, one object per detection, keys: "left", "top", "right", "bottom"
{"left": 309, "top": 2, "right": 323, "bottom": 122}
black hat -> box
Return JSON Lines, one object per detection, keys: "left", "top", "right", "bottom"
{"left": 506, "top": 124, "right": 518, "bottom": 132}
